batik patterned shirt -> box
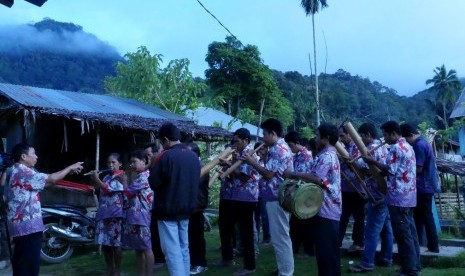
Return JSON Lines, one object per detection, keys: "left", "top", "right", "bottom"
{"left": 340, "top": 141, "right": 363, "bottom": 193}
{"left": 261, "top": 138, "right": 294, "bottom": 201}
{"left": 294, "top": 147, "right": 313, "bottom": 173}
{"left": 230, "top": 144, "right": 260, "bottom": 202}
{"left": 124, "top": 170, "right": 153, "bottom": 227}
{"left": 7, "top": 163, "right": 48, "bottom": 237}
{"left": 357, "top": 139, "right": 388, "bottom": 201}
{"left": 96, "top": 171, "right": 124, "bottom": 221}
{"left": 311, "top": 146, "right": 342, "bottom": 221}
{"left": 385, "top": 137, "right": 417, "bottom": 207}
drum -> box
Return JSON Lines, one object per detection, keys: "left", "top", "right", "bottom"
{"left": 278, "top": 179, "right": 324, "bottom": 219}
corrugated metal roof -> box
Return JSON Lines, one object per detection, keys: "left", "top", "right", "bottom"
{"left": 0, "top": 83, "right": 190, "bottom": 121}
{"left": 450, "top": 88, "right": 465, "bottom": 119}
{"left": 187, "top": 107, "right": 262, "bottom": 137}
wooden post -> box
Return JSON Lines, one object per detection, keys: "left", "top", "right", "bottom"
{"left": 456, "top": 175, "right": 461, "bottom": 211}
{"left": 206, "top": 141, "right": 212, "bottom": 157}
{"left": 95, "top": 129, "right": 100, "bottom": 171}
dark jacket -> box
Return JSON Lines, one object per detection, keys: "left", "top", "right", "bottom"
{"left": 196, "top": 162, "right": 209, "bottom": 211}
{"left": 149, "top": 143, "right": 200, "bottom": 220}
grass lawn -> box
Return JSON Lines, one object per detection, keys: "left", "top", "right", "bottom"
{"left": 40, "top": 228, "right": 465, "bottom": 276}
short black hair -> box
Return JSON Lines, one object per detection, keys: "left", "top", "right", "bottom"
{"left": 254, "top": 141, "right": 263, "bottom": 150}
{"left": 130, "top": 149, "right": 148, "bottom": 164}
{"left": 260, "top": 118, "right": 284, "bottom": 137}
{"left": 108, "top": 152, "right": 123, "bottom": 163}
{"left": 144, "top": 143, "right": 159, "bottom": 153}
{"left": 180, "top": 133, "right": 194, "bottom": 144}
{"left": 158, "top": 122, "right": 181, "bottom": 142}
{"left": 358, "top": 123, "right": 378, "bottom": 139}
{"left": 233, "top": 128, "right": 251, "bottom": 142}
{"left": 308, "top": 137, "right": 317, "bottom": 152}
{"left": 12, "top": 143, "right": 32, "bottom": 163}
{"left": 185, "top": 142, "right": 201, "bottom": 157}
{"left": 284, "top": 131, "right": 300, "bottom": 144}
{"left": 318, "top": 123, "right": 339, "bottom": 145}
{"left": 339, "top": 125, "right": 348, "bottom": 134}
{"left": 380, "top": 121, "right": 401, "bottom": 136}
{"left": 400, "top": 123, "right": 419, "bottom": 138}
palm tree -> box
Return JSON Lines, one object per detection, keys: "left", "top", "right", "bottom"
{"left": 300, "top": 0, "right": 328, "bottom": 126}
{"left": 426, "top": 65, "right": 462, "bottom": 129}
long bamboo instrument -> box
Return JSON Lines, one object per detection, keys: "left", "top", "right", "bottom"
{"left": 220, "top": 143, "right": 264, "bottom": 180}
{"left": 200, "top": 147, "right": 235, "bottom": 177}
{"left": 343, "top": 122, "right": 387, "bottom": 194}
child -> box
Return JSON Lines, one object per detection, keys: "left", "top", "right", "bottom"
{"left": 91, "top": 153, "right": 125, "bottom": 276}
{"left": 123, "top": 150, "right": 154, "bottom": 276}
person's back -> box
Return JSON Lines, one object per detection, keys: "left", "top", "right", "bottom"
{"left": 151, "top": 144, "right": 200, "bottom": 220}
{"left": 148, "top": 122, "right": 201, "bottom": 276}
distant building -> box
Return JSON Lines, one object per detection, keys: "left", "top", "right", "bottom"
{"left": 187, "top": 107, "right": 262, "bottom": 137}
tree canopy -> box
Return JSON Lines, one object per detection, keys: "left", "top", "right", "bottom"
{"left": 104, "top": 46, "right": 205, "bottom": 115}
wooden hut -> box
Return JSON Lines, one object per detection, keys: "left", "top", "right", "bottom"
{"left": 0, "top": 83, "right": 231, "bottom": 206}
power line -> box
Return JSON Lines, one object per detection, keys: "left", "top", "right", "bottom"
{"left": 195, "top": 0, "right": 242, "bottom": 46}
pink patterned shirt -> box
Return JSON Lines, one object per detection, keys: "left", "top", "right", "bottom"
{"left": 7, "top": 163, "right": 48, "bottom": 237}
{"left": 260, "top": 138, "right": 294, "bottom": 201}
{"left": 311, "top": 146, "right": 342, "bottom": 221}
{"left": 124, "top": 170, "right": 154, "bottom": 227}
{"left": 294, "top": 147, "right": 313, "bottom": 173}
{"left": 385, "top": 137, "right": 417, "bottom": 207}
{"left": 96, "top": 171, "right": 124, "bottom": 221}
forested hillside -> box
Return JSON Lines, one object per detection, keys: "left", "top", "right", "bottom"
{"left": 0, "top": 19, "right": 448, "bottom": 132}
{"left": 0, "top": 18, "right": 122, "bottom": 93}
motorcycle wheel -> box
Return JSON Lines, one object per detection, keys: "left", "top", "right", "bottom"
{"left": 40, "top": 222, "right": 74, "bottom": 264}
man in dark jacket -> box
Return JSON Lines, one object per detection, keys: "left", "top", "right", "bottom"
{"left": 149, "top": 123, "right": 200, "bottom": 276}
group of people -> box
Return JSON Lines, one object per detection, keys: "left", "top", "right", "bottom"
{"left": 0, "top": 117, "right": 440, "bottom": 276}
{"left": 215, "top": 119, "right": 439, "bottom": 276}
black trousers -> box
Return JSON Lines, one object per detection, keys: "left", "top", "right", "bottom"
{"left": 188, "top": 211, "right": 207, "bottom": 267}
{"left": 150, "top": 214, "right": 165, "bottom": 263}
{"left": 219, "top": 199, "right": 256, "bottom": 270}
{"left": 12, "top": 231, "right": 43, "bottom": 276}
{"left": 339, "top": 192, "right": 366, "bottom": 246}
{"left": 312, "top": 216, "right": 341, "bottom": 276}
{"left": 289, "top": 215, "right": 314, "bottom": 255}
{"left": 414, "top": 193, "right": 439, "bottom": 252}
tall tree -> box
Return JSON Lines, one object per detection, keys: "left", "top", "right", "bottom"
{"left": 300, "top": 0, "right": 328, "bottom": 126}
{"left": 205, "top": 36, "right": 294, "bottom": 128}
{"left": 426, "top": 65, "right": 462, "bottom": 129}
{"left": 104, "top": 46, "right": 205, "bottom": 115}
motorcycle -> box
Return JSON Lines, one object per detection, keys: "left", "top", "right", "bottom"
{"left": 40, "top": 204, "right": 96, "bottom": 264}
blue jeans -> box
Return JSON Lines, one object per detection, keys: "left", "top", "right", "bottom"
{"left": 361, "top": 202, "right": 393, "bottom": 268}
{"left": 158, "top": 220, "right": 190, "bottom": 276}
{"left": 388, "top": 206, "right": 421, "bottom": 276}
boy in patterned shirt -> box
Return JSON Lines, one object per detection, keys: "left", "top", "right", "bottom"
{"left": 284, "top": 131, "right": 314, "bottom": 256}
{"left": 242, "top": 118, "right": 294, "bottom": 276}
{"left": 363, "top": 121, "right": 420, "bottom": 276}
{"left": 285, "top": 123, "right": 341, "bottom": 276}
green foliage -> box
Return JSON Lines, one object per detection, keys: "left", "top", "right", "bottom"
{"left": 300, "top": 126, "right": 315, "bottom": 139}
{"left": 426, "top": 65, "right": 463, "bottom": 129}
{"left": 300, "top": 0, "right": 328, "bottom": 15}
{"left": 104, "top": 46, "right": 206, "bottom": 115}
{"left": 205, "top": 36, "right": 294, "bottom": 128}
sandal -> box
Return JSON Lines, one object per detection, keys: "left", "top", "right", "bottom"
{"left": 349, "top": 264, "right": 374, "bottom": 273}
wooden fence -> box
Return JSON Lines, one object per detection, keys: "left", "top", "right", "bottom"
{"left": 435, "top": 192, "right": 465, "bottom": 219}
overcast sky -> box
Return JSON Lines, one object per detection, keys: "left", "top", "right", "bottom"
{"left": 0, "top": 0, "right": 464, "bottom": 96}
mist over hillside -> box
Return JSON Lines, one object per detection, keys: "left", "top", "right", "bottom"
{"left": 0, "top": 18, "right": 123, "bottom": 93}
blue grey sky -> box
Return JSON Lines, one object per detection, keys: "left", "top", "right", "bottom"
{"left": 1, "top": 0, "right": 464, "bottom": 96}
